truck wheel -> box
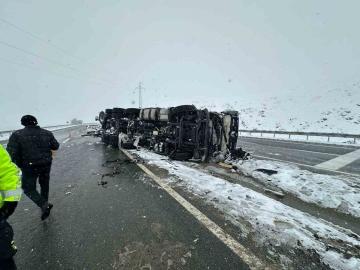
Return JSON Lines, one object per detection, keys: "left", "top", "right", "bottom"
{"left": 125, "top": 108, "right": 140, "bottom": 115}
{"left": 102, "top": 134, "right": 109, "bottom": 145}
{"left": 170, "top": 105, "right": 197, "bottom": 115}
{"left": 99, "top": 111, "right": 105, "bottom": 124}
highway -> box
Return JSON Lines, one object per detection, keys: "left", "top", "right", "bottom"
{"left": 3, "top": 129, "right": 358, "bottom": 269}
{"left": 238, "top": 136, "right": 360, "bottom": 176}
{"left": 9, "top": 134, "right": 250, "bottom": 270}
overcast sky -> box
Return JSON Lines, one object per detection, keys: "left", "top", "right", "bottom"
{"left": 0, "top": 0, "right": 359, "bottom": 130}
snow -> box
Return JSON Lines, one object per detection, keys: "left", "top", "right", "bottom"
{"left": 232, "top": 158, "right": 360, "bottom": 218}
{"left": 130, "top": 149, "right": 360, "bottom": 270}
{"left": 190, "top": 83, "right": 360, "bottom": 134}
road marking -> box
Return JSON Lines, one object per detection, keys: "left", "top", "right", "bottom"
{"left": 253, "top": 154, "right": 360, "bottom": 179}
{"left": 62, "top": 138, "right": 71, "bottom": 144}
{"left": 121, "top": 149, "right": 269, "bottom": 270}
{"left": 241, "top": 141, "right": 339, "bottom": 156}
{"left": 315, "top": 149, "right": 360, "bottom": 170}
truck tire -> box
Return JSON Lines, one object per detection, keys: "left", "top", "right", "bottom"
{"left": 112, "top": 108, "right": 125, "bottom": 119}
{"left": 171, "top": 105, "right": 197, "bottom": 115}
{"left": 101, "top": 134, "right": 110, "bottom": 145}
{"left": 169, "top": 105, "right": 197, "bottom": 121}
{"left": 113, "top": 108, "right": 125, "bottom": 114}
{"left": 125, "top": 108, "right": 140, "bottom": 118}
{"left": 99, "top": 111, "right": 105, "bottom": 124}
{"left": 105, "top": 109, "right": 113, "bottom": 115}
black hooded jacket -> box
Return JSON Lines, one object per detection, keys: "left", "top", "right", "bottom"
{"left": 6, "top": 126, "right": 59, "bottom": 169}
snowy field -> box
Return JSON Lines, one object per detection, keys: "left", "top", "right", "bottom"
{"left": 232, "top": 158, "right": 360, "bottom": 218}
{"left": 188, "top": 83, "right": 360, "bottom": 135}
{"left": 130, "top": 149, "right": 360, "bottom": 270}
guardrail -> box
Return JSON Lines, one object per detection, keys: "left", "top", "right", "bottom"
{"left": 239, "top": 129, "right": 360, "bottom": 144}
{"left": 0, "top": 124, "right": 86, "bottom": 144}
{"left": 0, "top": 124, "right": 77, "bottom": 136}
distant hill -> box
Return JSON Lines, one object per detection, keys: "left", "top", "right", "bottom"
{"left": 192, "top": 82, "right": 360, "bottom": 134}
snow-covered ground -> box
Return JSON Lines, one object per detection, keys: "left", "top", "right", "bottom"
{"left": 190, "top": 82, "right": 360, "bottom": 134}
{"left": 130, "top": 149, "right": 360, "bottom": 270}
{"left": 232, "top": 158, "right": 360, "bottom": 218}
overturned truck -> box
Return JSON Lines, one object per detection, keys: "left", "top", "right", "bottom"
{"left": 96, "top": 105, "right": 245, "bottom": 162}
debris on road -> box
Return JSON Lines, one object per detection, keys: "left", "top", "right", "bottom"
{"left": 254, "top": 168, "right": 278, "bottom": 175}
{"left": 98, "top": 180, "right": 108, "bottom": 187}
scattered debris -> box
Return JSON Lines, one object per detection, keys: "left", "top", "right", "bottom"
{"left": 98, "top": 180, "right": 108, "bottom": 187}
{"left": 264, "top": 188, "right": 285, "bottom": 198}
{"left": 254, "top": 168, "right": 278, "bottom": 175}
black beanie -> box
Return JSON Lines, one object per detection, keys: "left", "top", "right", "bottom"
{"left": 21, "top": 115, "right": 38, "bottom": 126}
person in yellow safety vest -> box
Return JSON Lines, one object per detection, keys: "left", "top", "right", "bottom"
{"left": 0, "top": 145, "right": 22, "bottom": 270}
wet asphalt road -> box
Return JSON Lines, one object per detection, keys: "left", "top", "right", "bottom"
{"left": 9, "top": 136, "right": 249, "bottom": 270}
{"left": 238, "top": 136, "right": 360, "bottom": 175}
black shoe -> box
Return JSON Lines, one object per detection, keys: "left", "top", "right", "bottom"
{"left": 41, "top": 203, "right": 53, "bottom": 221}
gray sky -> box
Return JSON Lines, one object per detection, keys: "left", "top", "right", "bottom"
{"left": 0, "top": 0, "right": 359, "bottom": 130}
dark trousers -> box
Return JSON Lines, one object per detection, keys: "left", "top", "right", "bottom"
{"left": 0, "top": 220, "right": 17, "bottom": 270}
{"left": 21, "top": 165, "right": 51, "bottom": 208}
{"left": 0, "top": 258, "right": 17, "bottom": 270}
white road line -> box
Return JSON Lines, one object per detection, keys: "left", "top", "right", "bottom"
{"left": 253, "top": 154, "right": 360, "bottom": 179}
{"left": 241, "top": 141, "right": 339, "bottom": 156}
{"left": 62, "top": 138, "right": 71, "bottom": 144}
{"left": 315, "top": 149, "right": 360, "bottom": 170}
{"left": 121, "top": 149, "right": 269, "bottom": 270}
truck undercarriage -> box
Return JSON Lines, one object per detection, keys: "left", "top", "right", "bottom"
{"left": 96, "top": 105, "right": 247, "bottom": 162}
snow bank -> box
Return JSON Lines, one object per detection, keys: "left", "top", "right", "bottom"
{"left": 233, "top": 159, "right": 360, "bottom": 218}
{"left": 130, "top": 149, "right": 360, "bottom": 270}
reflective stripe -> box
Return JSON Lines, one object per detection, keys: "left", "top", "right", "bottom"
{"left": 0, "top": 188, "right": 22, "bottom": 201}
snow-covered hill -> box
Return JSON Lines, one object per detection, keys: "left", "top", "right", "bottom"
{"left": 192, "top": 82, "right": 360, "bottom": 134}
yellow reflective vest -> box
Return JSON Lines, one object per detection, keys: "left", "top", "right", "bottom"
{"left": 0, "top": 145, "right": 22, "bottom": 209}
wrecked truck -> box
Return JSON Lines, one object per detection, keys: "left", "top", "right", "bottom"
{"left": 96, "top": 105, "right": 246, "bottom": 162}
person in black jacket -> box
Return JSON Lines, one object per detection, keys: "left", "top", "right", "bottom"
{"left": 7, "top": 115, "right": 60, "bottom": 220}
